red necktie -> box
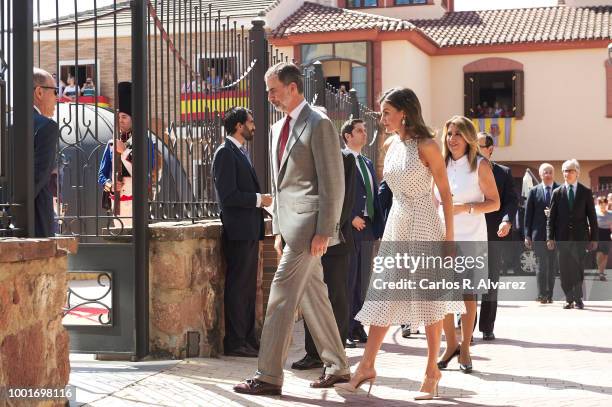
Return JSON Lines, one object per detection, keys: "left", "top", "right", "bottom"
{"left": 277, "top": 115, "right": 292, "bottom": 167}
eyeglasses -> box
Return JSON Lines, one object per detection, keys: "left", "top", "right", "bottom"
{"left": 38, "top": 86, "right": 58, "bottom": 96}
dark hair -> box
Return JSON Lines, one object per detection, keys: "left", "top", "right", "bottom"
{"left": 597, "top": 196, "right": 608, "bottom": 204}
{"left": 379, "top": 87, "right": 434, "bottom": 140}
{"left": 478, "top": 132, "right": 494, "bottom": 147}
{"left": 223, "top": 107, "right": 252, "bottom": 135}
{"left": 340, "top": 119, "right": 365, "bottom": 143}
{"left": 265, "top": 62, "right": 304, "bottom": 94}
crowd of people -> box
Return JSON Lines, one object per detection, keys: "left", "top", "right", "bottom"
{"left": 30, "top": 62, "right": 610, "bottom": 401}
{"left": 209, "top": 62, "right": 609, "bottom": 401}
{"left": 52, "top": 73, "right": 97, "bottom": 101}
{"left": 474, "top": 101, "right": 514, "bottom": 118}
{"left": 181, "top": 68, "right": 236, "bottom": 93}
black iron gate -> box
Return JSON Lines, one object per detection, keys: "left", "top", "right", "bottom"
{"left": 1, "top": 0, "right": 380, "bottom": 358}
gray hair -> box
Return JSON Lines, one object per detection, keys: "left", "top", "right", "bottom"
{"left": 264, "top": 62, "right": 304, "bottom": 94}
{"left": 538, "top": 162, "right": 554, "bottom": 174}
{"left": 561, "top": 159, "right": 580, "bottom": 173}
{"left": 33, "top": 67, "right": 53, "bottom": 88}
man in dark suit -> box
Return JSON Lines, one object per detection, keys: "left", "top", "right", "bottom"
{"left": 524, "top": 163, "right": 560, "bottom": 303}
{"left": 213, "top": 107, "right": 272, "bottom": 357}
{"left": 32, "top": 68, "right": 59, "bottom": 237}
{"left": 547, "top": 159, "right": 598, "bottom": 310}
{"left": 343, "top": 119, "right": 384, "bottom": 346}
{"left": 291, "top": 145, "right": 356, "bottom": 370}
{"left": 477, "top": 133, "right": 518, "bottom": 340}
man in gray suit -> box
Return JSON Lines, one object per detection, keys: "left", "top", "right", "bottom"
{"left": 234, "top": 62, "right": 350, "bottom": 395}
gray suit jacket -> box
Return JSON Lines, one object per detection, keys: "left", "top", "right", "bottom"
{"left": 269, "top": 103, "right": 344, "bottom": 251}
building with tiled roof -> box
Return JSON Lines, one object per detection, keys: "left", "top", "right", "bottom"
{"left": 411, "top": 5, "right": 612, "bottom": 48}
{"left": 272, "top": 2, "right": 417, "bottom": 37}
{"left": 269, "top": 0, "right": 612, "bottom": 191}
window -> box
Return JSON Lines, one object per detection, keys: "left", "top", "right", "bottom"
{"left": 198, "top": 56, "right": 239, "bottom": 91}
{"left": 301, "top": 42, "right": 370, "bottom": 104}
{"left": 395, "top": 0, "right": 428, "bottom": 5}
{"left": 347, "top": 0, "right": 378, "bottom": 8}
{"left": 464, "top": 71, "right": 524, "bottom": 119}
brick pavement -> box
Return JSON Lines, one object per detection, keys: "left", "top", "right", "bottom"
{"left": 70, "top": 294, "right": 612, "bottom": 407}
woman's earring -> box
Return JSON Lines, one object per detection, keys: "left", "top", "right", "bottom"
{"left": 401, "top": 117, "right": 406, "bottom": 126}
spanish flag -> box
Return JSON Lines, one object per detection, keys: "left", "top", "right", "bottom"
{"left": 472, "top": 117, "right": 514, "bottom": 147}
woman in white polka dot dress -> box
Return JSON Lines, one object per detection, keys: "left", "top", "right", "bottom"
{"left": 336, "top": 88, "right": 464, "bottom": 400}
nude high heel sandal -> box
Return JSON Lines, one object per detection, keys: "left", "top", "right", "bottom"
{"left": 414, "top": 376, "right": 440, "bottom": 400}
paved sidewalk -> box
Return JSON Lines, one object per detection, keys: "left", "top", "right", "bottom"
{"left": 71, "top": 298, "right": 612, "bottom": 406}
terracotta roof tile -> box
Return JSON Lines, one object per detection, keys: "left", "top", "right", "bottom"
{"left": 410, "top": 5, "right": 612, "bottom": 47}
{"left": 272, "top": 1, "right": 416, "bottom": 38}
{"left": 273, "top": 3, "right": 612, "bottom": 48}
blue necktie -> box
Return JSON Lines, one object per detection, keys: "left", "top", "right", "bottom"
{"left": 545, "top": 186, "right": 551, "bottom": 207}
{"left": 239, "top": 145, "right": 252, "bottom": 167}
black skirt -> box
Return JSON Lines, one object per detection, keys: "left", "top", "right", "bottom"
{"left": 597, "top": 227, "right": 611, "bottom": 253}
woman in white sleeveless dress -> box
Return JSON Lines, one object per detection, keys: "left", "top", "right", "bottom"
{"left": 336, "top": 88, "right": 464, "bottom": 400}
{"left": 434, "top": 116, "right": 500, "bottom": 374}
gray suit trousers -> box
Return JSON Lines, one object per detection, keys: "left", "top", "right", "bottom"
{"left": 255, "top": 244, "right": 349, "bottom": 386}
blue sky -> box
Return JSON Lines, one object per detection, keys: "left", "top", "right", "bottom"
{"left": 35, "top": 0, "right": 560, "bottom": 21}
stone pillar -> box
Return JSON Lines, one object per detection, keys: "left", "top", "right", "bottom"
{"left": 0, "top": 237, "right": 77, "bottom": 407}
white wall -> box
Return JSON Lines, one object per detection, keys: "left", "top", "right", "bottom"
{"left": 430, "top": 48, "right": 612, "bottom": 162}
{"left": 381, "top": 40, "right": 432, "bottom": 123}
{"left": 361, "top": 1, "right": 446, "bottom": 20}
{"left": 563, "top": 0, "right": 612, "bottom": 6}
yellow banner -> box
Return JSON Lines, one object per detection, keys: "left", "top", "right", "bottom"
{"left": 471, "top": 117, "right": 514, "bottom": 147}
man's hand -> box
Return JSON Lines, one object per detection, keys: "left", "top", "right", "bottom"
{"left": 260, "top": 194, "right": 273, "bottom": 207}
{"left": 115, "top": 139, "right": 126, "bottom": 154}
{"left": 524, "top": 237, "right": 532, "bottom": 250}
{"left": 274, "top": 234, "right": 283, "bottom": 257}
{"left": 588, "top": 241, "right": 598, "bottom": 251}
{"left": 311, "top": 234, "right": 330, "bottom": 257}
{"left": 497, "top": 221, "right": 512, "bottom": 238}
{"left": 103, "top": 180, "right": 112, "bottom": 193}
{"left": 546, "top": 240, "right": 555, "bottom": 250}
{"left": 352, "top": 216, "right": 366, "bottom": 231}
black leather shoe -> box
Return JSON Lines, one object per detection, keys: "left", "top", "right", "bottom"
{"left": 536, "top": 295, "right": 544, "bottom": 302}
{"left": 345, "top": 338, "right": 356, "bottom": 348}
{"left": 234, "top": 379, "right": 281, "bottom": 395}
{"left": 401, "top": 324, "right": 411, "bottom": 338}
{"left": 575, "top": 299, "right": 584, "bottom": 309}
{"left": 482, "top": 332, "right": 495, "bottom": 341}
{"left": 225, "top": 346, "right": 258, "bottom": 358}
{"left": 353, "top": 326, "right": 368, "bottom": 343}
{"left": 563, "top": 301, "right": 574, "bottom": 309}
{"left": 291, "top": 354, "right": 323, "bottom": 370}
{"left": 547, "top": 298, "right": 553, "bottom": 304}
{"left": 437, "top": 346, "right": 460, "bottom": 369}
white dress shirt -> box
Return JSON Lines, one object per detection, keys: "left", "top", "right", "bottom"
{"left": 227, "top": 135, "right": 261, "bottom": 208}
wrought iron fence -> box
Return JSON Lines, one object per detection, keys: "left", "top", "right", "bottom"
{"left": 0, "top": 0, "right": 20, "bottom": 237}
{"left": 5, "top": 1, "right": 381, "bottom": 240}
{"left": 146, "top": 3, "right": 256, "bottom": 222}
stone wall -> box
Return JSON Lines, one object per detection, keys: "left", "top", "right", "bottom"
{"left": 149, "top": 220, "right": 271, "bottom": 358}
{"left": 0, "top": 237, "right": 77, "bottom": 407}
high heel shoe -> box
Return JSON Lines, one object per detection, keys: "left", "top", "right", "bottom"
{"left": 335, "top": 373, "right": 376, "bottom": 397}
{"left": 414, "top": 376, "right": 440, "bottom": 400}
{"left": 437, "top": 346, "right": 460, "bottom": 369}
{"left": 459, "top": 355, "right": 473, "bottom": 374}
